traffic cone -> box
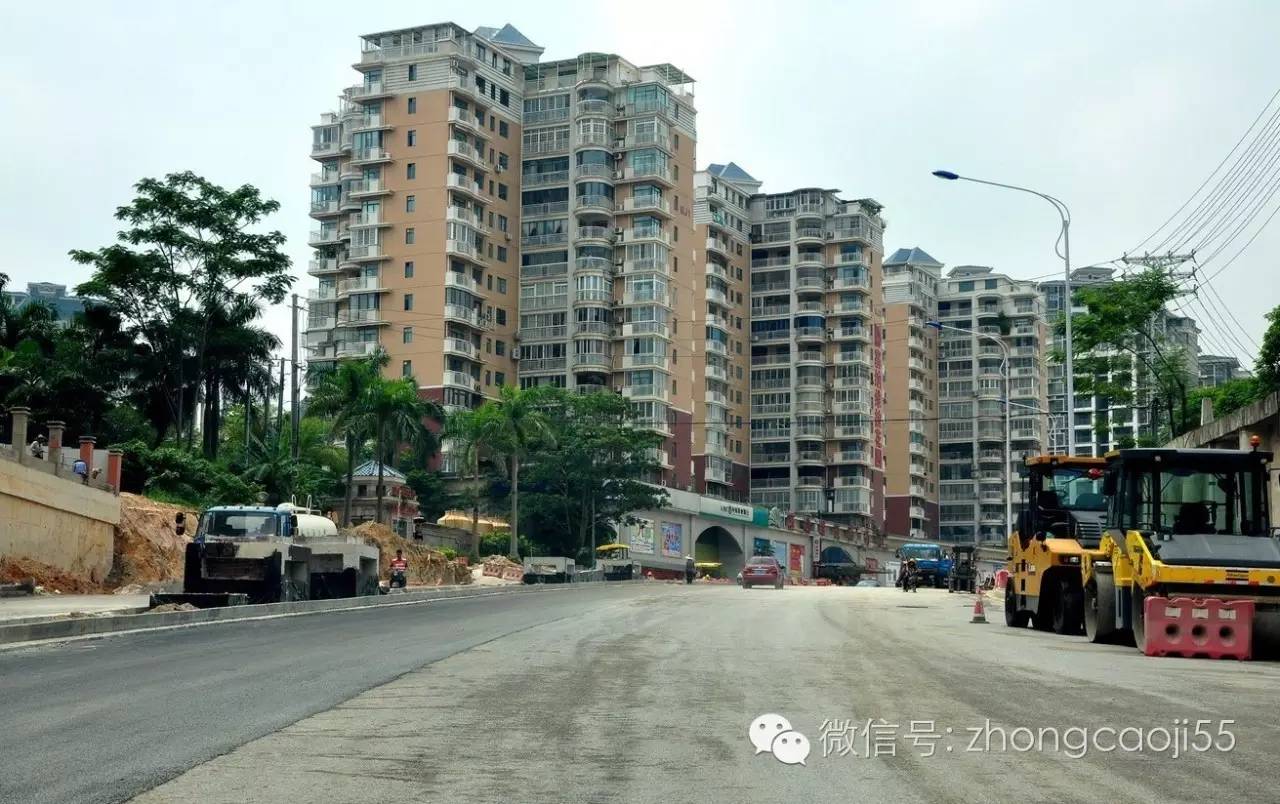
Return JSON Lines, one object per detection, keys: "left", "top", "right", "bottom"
{"left": 971, "top": 595, "right": 987, "bottom": 624}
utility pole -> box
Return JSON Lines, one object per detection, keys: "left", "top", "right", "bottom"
{"left": 244, "top": 370, "right": 252, "bottom": 456}
{"left": 290, "top": 293, "right": 300, "bottom": 460}
{"left": 277, "top": 357, "right": 285, "bottom": 437}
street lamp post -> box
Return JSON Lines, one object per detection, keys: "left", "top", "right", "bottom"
{"left": 931, "top": 170, "right": 1075, "bottom": 454}
{"left": 927, "top": 320, "right": 1011, "bottom": 552}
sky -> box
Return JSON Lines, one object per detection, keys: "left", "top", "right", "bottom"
{"left": 4, "top": 0, "right": 1278, "bottom": 370}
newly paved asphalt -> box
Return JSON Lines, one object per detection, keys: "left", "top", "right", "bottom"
{"left": 0, "top": 584, "right": 642, "bottom": 804}
{"left": 7, "top": 583, "right": 1280, "bottom": 804}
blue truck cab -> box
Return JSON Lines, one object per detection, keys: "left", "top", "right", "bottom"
{"left": 897, "top": 543, "right": 953, "bottom": 588}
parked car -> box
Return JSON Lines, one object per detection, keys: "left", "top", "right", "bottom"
{"left": 854, "top": 578, "right": 881, "bottom": 588}
{"left": 742, "top": 555, "right": 783, "bottom": 590}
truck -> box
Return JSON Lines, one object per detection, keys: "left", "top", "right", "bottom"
{"left": 596, "top": 543, "right": 641, "bottom": 581}
{"left": 813, "top": 545, "right": 864, "bottom": 585}
{"left": 521, "top": 556, "right": 576, "bottom": 584}
{"left": 896, "top": 543, "right": 952, "bottom": 588}
{"left": 947, "top": 544, "right": 978, "bottom": 593}
{"left": 157, "top": 503, "right": 381, "bottom": 608}
{"left": 1082, "top": 446, "right": 1280, "bottom": 657}
{"left": 1004, "top": 455, "right": 1108, "bottom": 634}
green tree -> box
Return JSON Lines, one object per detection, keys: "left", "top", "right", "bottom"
{"left": 404, "top": 469, "right": 458, "bottom": 525}
{"left": 468, "top": 385, "right": 555, "bottom": 559}
{"left": 307, "top": 355, "right": 383, "bottom": 526}
{"left": 1255, "top": 303, "right": 1280, "bottom": 394}
{"left": 70, "top": 172, "right": 292, "bottom": 447}
{"left": 1056, "top": 268, "right": 1196, "bottom": 439}
{"left": 363, "top": 375, "right": 441, "bottom": 524}
{"left": 443, "top": 406, "right": 497, "bottom": 561}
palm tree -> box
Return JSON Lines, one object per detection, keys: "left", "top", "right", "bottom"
{"left": 471, "top": 385, "right": 554, "bottom": 559}
{"left": 363, "top": 375, "right": 441, "bottom": 524}
{"left": 307, "top": 354, "right": 383, "bottom": 526}
{"left": 444, "top": 407, "right": 488, "bottom": 561}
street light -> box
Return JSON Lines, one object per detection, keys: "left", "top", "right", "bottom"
{"left": 931, "top": 169, "right": 1075, "bottom": 453}
{"left": 927, "top": 320, "right": 1011, "bottom": 552}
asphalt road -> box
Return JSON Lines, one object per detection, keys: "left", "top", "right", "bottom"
{"left": 7, "top": 583, "right": 1280, "bottom": 804}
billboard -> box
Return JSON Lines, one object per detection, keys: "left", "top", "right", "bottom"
{"left": 753, "top": 537, "right": 770, "bottom": 557}
{"left": 630, "top": 519, "right": 655, "bottom": 554}
{"left": 661, "top": 522, "right": 683, "bottom": 557}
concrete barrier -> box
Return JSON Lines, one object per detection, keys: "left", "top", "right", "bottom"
{"left": 0, "top": 582, "right": 618, "bottom": 647}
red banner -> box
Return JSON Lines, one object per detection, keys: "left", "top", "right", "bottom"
{"left": 789, "top": 543, "right": 804, "bottom": 572}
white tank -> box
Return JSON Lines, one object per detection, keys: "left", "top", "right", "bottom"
{"left": 277, "top": 503, "right": 339, "bottom": 540}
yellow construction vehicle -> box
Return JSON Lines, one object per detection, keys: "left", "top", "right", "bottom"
{"left": 1005, "top": 455, "right": 1109, "bottom": 634}
{"left": 1083, "top": 446, "right": 1280, "bottom": 657}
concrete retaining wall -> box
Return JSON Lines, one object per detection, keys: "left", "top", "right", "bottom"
{"left": 0, "top": 456, "right": 120, "bottom": 582}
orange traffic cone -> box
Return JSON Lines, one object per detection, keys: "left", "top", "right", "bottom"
{"left": 971, "top": 595, "right": 987, "bottom": 624}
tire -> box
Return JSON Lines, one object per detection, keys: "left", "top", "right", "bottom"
{"left": 1052, "top": 576, "right": 1083, "bottom": 635}
{"left": 1085, "top": 571, "right": 1117, "bottom": 644}
{"left": 1004, "top": 580, "right": 1031, "bottom": 628}
{"left": 1131, "top": 586, "right": 1148, "bottom": 653}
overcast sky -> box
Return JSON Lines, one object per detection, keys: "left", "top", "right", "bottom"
{"left": 4, "top": 0, "right": 1277, "bottom": 368}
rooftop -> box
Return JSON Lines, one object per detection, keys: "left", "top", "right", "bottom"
{"left": 884, "top": 247, "right": 943, "bottom": 268}
{"left": 351, "top": 461, "right": 408, "bottom": 482}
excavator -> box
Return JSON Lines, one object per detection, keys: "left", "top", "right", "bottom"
{"left": 1083, "top": 444, "right": 1280, "bottom": 657}
{"left": 1005, "top": 455, "right": 1109, "bottom": 635}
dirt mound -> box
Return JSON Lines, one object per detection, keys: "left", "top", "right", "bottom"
{"left": 351, "top": 522, "right": 472, "bottom": 586}
{"left": 0, "top": 556, "right": 106, "bottom": 594}
{"left": 108, "top": 494, "right": 195, "bottom": 589}
{"left": 149, "top": 602, "right": 199, "bottom": 614}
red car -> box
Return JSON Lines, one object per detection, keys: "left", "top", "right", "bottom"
{"left": 742, "top": 556, "right": 784, "bottom": 590}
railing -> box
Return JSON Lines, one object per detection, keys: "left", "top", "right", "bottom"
{"left": 575, "top": 255, "right": 612, "bottom": 273}
{"left": 752, "top": 256, "right": 790, "bottom": 269}
{"left": 575, "top": 289, "right": 611, "bottom": 303}
{"left": 444, "top": 370, "right": 477, "bottom": 389}
{"left": 576, "top": 99, "right": 613, "bottom": 116}
{"left": 520, "top": 325, "right": 568, "bottom": 341}
{"left": 351, "top": 147, "right": 391, "bottom": 162}
{"left": 519, "top": 295, "right": 569, "bottom": 310}
{"left": 623, "top": 166, "right": 672, "bottom": 183}
{"left": 520, "top": 262, "right": 568, "bottom": 280}
{"left": 523, "top": 170, "right": 569, "bottom": 187}
{"left": 523, "top": 107, "right": 571, "bottom": 125}
{"left": 576, "top": 194, "right": 615, "bottom": 211}
{"left": 446, "top": 174, "right": 484, "bottom": 194}
{"left": 524, "top": 139, "right": 571, "bottom": 155}
{"left": 445, "top": 271, "right": 480, "bottom": 293}
{"left": 520, "top": 357, "right": 568, "bottom": 372}
{"left": 574, "top": 131, "right": 611, "bottom": 148}
{"left": 572, "top": 352, "right": 611, "bottom": 368}
{"left": 444, "top": 304, "right": 481, "bottom": 326}
{"left": 521, "top": 201, "right": 569, "bottom": 217}
{"left": 574, "top": 163, "right": 613, "bottom": 179}
{"left": 335, "top": 341, "right": 378, "bottom": 358}
{"left": 444, "top": 338, "right": 478, "bottom": 359}
{"left": 795, "top": 326, "right": 825, "bottom": 339}
{"left": 521, "top": 232, "right": 569, "bottom": 248}
{"left": 622, "top": 384, "right": 670, "bottom": 401}
{"left": 338, "top": 276, "right": 384, "bottom": 294}
{"left": 309, "top": 258, "right": 339, "bottom": 275}
{"left": 622, "top": 321, "right": 670, "bottom": 338}
{"left": 623, "top": 196, "right": 670, "bottom": 214}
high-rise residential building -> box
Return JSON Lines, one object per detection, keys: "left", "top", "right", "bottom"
{"left": 745, "top": 185, "right": 887, "bottom": 531}
{"left": 1200, "top": 354, "right": 1248, "bottom": 387}
{"left": 693, "top": 164, "right": 756, "bottom": 499}
{"left": 881, "top": 248, "right": 943, "bottom": 541}
{"left": 936, "top": 266, "right": 1047, "bottom": 544}
{"left": 306, "top": 22, "right": 532, "bottom": 455}
{"left": 515, "top": 52, "right": 698, "bottom": 489}
{"left": 1041, "top": 267, "right": 1200, "bottom": 455}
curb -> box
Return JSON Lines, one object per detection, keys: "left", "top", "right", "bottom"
{"left": 0, "top": 583, "right": 562, "bottom": 647}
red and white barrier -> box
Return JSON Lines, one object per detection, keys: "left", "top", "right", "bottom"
{"left": 1140, "top": 596, "right": 1254, "bottom": 660}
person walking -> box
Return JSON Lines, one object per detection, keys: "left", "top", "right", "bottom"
{"left": 684, "top": 555, "right": 695, "bottom": 585}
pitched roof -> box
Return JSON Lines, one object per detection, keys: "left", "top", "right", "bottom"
{"left": 351, "top": 461, "right": 407, "bottom": 481}
{"left": 488, "top": 23, "right": 537, "bottom": 47}
{"left": 707, "top": 162, "right": 757, "bottom": 184}
{"left": 884, "top": 247, "right": 942, "bottom": 267}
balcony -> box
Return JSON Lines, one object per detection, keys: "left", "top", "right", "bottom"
{"left": 795, "top": 275, "right": 826, "bottom": 292}
{"left": 796, "top": 252, "right": 826, "bottom": 267}
{"left": 339, "top": 309, "right": 387, "bottom": 327}
{"left": 705, "top": 389, "right": 728, "bottom": 407}
{"left": 796, "top": 350, "right": 823, "bottom": 366}
{"left": 348, "top": 80, "right": 391, "bottom": 101}
{"left": 621, "top": 320, "right": 670, "bottom": 338}
{"left": 337, "top": 276, "right": 387, "bottom": 296}
{"left": 621, "top": 289, "right": 670, "bottom": 307}
{"left": 622, "top": 196, "right": 671, "bottom": 215}
{"left": 335, "top": 341, "right": 379, "bottom": 358}
{"left": 444, "top": 303, "right": 483, "bottom": 328}
{"left": 575, "top": 256, "right": 613, "bottom": 274}
{"left": 310, "top": 199, "right": 341, "bottom": 218}
{"left": 622, "top": 165, "right": 674, "bottom": 186}
{"left": 834, "top": 424, "right": 871, "bottom": 439}
{"left": 347, "top": 178, "right": 390, "bottom": 197}
{"left": 705, "top": 237, "right": 728, "bottom": 258}
{"left": 524, "top": 170, "right": 569, "bottom": 187}
{"left": 704, "top": 363, "right": 727, "bottom": 382}
{"left": 446, "top": 238, "right": 487, "bottom": 262}
{"left": 834, "top": 400, "right": 870, "bottom": 415}
{"left": 446, "top": 173, "right": 486, "bottom": 198}
{"left": 909, "top": 505, "right": 927, "bottom": 519}
{"left": 308, "top": 229, "right": 342, "bottom": 247}
{"left": 621, "top": 353, "right": 666, "bottom": 369}
{"left": 575, "top": 163, "right": 614, "bottom": 181}
{"left": 522, "top": 107, "right": 571, "bottom": 125}
{"left": 349, "top": 211, "right": 389, "bottom": 229}
{"left": 350, "top": 113, "right": 390, "bottom": 132}
{"left": 447, "top": 107, "right": 483, "bottom": 131}
{"left": 444, "top": 370, "right": 478, "bottom": 391}
{"left": 795, "top": 227, "right": 824, "bottom": 243}
{"left": 705, "top": 313, "right": 730, "bottom": 333}
{"left": 909, "top": 442, "right": 928, "bottom": 456}
{"left": 831, "top": 275, "right": 870, "bottom": 291}
{"left": 448, "top": 140, "right": 487, "bottom": 167}
{"left": 834, "top": 476, "right": 871, "bottom": 490}
{"left": 622, "top": 384, "right": 670, "bottom": 402}
{"left": 350, "top": 147, "right": 392, "bottom": 165}
{"left": 796, "top": 450, "right": 825, "bottom": 466}
{"left": 572, "top": 353, "right": 612, "bottom": 370}
{"left": 522, "top": 201, "right": 570, "bottom": 218}
{"left": 705, "top": 285, "right": 728, "bottom": 306}
{"left": 576, "top": 194, "right": 615, "bottom": 213}
{"left": 831, "top": 327, "right": 868, "bottom": 342}
{"left": 576, "top": 99, "right": 613, "bottom": 117}
{"left": 573, "top": 131, "right": 611, "bottom": 148}
{"left": 573, "top": 321, "right": 611, "bottom": 337}
{"left": 306, "top": 316, "right": 337, "bottom": 332}
{"left": 705, "top": 338, "right": 727, "bottom": 356}
{"left": 704, "top": 463, "right": 732, "bottom": 485}
{"left": 520, "top": 357, "right": 568, "bottom": 373}
{"left": 795, "top": 326, "right": 825, "bottom": 342}
{"left": 621, "top": 258, "right": 670, "bottom": 276}
{"left": 524, "top": 139, "right": 570, "bottom": 156}
{"left": 751, "top": 256, "right": 791, "bottom": 270}
{"left": 444, "top": 337, "right": 479, "bottom": 360}
{"left": 832, "top": 450, "right": 868, "bottom": 464}
{"left": 575, "top": 289, "right": 611, "bottom": 304}
{"left": 625, "top": 228, "right": 672, "bottom": 246}
{"left": 308, "top": 258, "right": 340, "bottom": 276}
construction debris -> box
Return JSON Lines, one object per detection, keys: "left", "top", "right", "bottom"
{"left": 351, "top": 522, "right": 472, "bottom": 586}
{"left": 149, "top": 602, "right": 200, "bottom": 614}
{"left": 108, "top": 494, "right": 196, "bottom": 589}
{"left": 0, "top": 557, "right": 106, "bottom": 594}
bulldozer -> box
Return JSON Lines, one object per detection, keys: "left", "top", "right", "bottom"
{"left": 1083, "top": 445, "right": 1280, "bottom": 658}
{"left": 1004, "top": 455, "right": 1109, "bottom": 634}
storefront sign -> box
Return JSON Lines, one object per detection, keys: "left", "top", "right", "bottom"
{"left": 700, "top": 497, "right": 754, "bottom": 523}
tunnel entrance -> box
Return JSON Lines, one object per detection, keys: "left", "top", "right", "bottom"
{"left": 694, "top": 525, "right": 745, "bottom": 579}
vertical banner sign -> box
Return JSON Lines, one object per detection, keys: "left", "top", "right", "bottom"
{"left": 631, "top": 519, "right": 656, "bottom": 554}
{"left": 661, "top": 522, "right": 683, "bottom": 557}
{"left": 789, "top": 543, "right": 804, "bottom": 573}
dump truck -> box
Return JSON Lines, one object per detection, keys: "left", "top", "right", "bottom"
{"left": 896, "top": 543, "right": 951, "bottom": 587}
{"left": 156, "top": 503, "right": 380, "bottom": 608}
{"left": 1082, "top": 446, "right": 1280, "bottom": 658}
{"left": 521, "top": 556, "right": 576, "bottom": 584}
{"left": 1004, "top": 455, "right": 1108, "bottom": 634}
{"left": 596, "top": 543, "right": 641, "bottom": 581}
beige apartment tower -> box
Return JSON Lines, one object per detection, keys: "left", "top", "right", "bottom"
{"left": 881, "top": 248, "right": 942, "bottom": 541}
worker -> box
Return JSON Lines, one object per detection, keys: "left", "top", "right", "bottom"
{"left": 389, "top": 549, "right": 409, "bottom": 590}
{"left": 28, "top": 434, "right": 46, "bottom": 459}
{"left": 72, "top": 457, "right": 89, "bottom": 484}
{"left": 684, "top": 555, "right": 694, "bottom": 585}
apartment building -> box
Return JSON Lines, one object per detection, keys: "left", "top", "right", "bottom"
{"left": 881, "top": 248, "right": 943, "bottom": 541}
{"left": 1041, "top": 267, "right": 1200, "bottom": 455}
{"left": 692, "top": 164, "right": 756, "bottom": 499}
{"left": 1200, "top": 354, "right": 1248, "bottom": 387}
{"left": 515, "top": 53, "right": 699, "bottom": 489}
{"left": 936, "top": 266, "right": 1047, "bottom": 544}
{"left": 745, "top": 186, "right": 887, "bottom": 531}
{"left": 306, "top": 22, "right": 531, "bottom": 437}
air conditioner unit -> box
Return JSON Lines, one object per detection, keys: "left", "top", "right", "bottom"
{"left": 473, "top": 383, "right": 482, "bottom": 392}
{"left": 613, "top": 170, "right": 625, "bottom": 180}
{"left": 826, "top": 329, "right": 835, "bottom": 337}
{"left": 613, "top": 228, "right": 624, "bottom": 237}
{"left": 504, "top": 232, "right": 511, "bottom": 241}
{"left": 614, "top": 138, "right": 626, "bottom": 148}
{"left": 511, "top": 347, "right": 521, "bottom": 360}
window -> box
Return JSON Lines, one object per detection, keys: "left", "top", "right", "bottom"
{"left": 500, "top": 89, "right": 509, "bottom": 107}
{"left": 403, "top": 327, "right": 413, "bottom": 344}
{"left": 498, "top": 183, "right": 508, "bottom": 200}
{"left": 985, "top": 279, "right": 998, "bottom": 289}
{"left": 674, "top": 133, "right": 679, "bottom": 150}
{"left": 498, "top": 214, "right": 508, "bottom": 232}
{"left": 487, "top": 274, "right": 493, "bottom": 290}
{"left": 404, "top": 261, "right": 414, "bottom": 278}
{"left": 403, "top": 293, "right": 414, "bottom": 311}
{"left": 496, "top": 308, "right": 507, "bottom": 325}
{"left": 495, "top": 371, "right": 506, "bottom": 386}
{"left": 498, "top": 152, "right": 509, "bottom": 171}
{"left": 497, "top": 246, "right": 508, "bottom": 263}
{"left": 407, "top": 64, "right": 417, "bottom": 81}
{"left": 405, "top": 228, "right": 415, "bottom": 244}
{"left": 496, "top": 341, "right": 506, "bottom": 357}
{"left": 673, "top": 226, "right": 678, "bottom": 242}
{"left": 497, "top": 277, "right": 507, "bottom": 293}
{"left": 499, "top": 120, "right": 509, "bottom": 137}
{"left": 406, "top": 163, "right": 416, "bottom": 180}
{"left": 958, "top": 280, "right": 975, "bottom": 292}
{"left": 407, "top": 130, "right": 417, "bottom": 147}
{"left": 405, "top": 195, "right": 415, "bottom": 213}
{"left": 485, "top": 370, "right": 492, "bottom": 385}
{"left": 402, "top": 360, "right": 412, "bottom": 377}
{"left": 407, "top": 97, "right": 417, "bottom": 114}
{"left": 485, "top": 338, "right": 492, "bottom": 354}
